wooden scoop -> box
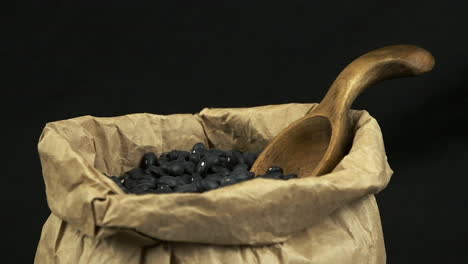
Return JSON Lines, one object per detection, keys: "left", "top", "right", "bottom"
{"left": 251, "top": 44, "right": 435, "bottom": 177}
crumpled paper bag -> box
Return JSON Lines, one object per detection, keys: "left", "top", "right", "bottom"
{"left": 35, "top": 103, "right": 393, "bottom": 264}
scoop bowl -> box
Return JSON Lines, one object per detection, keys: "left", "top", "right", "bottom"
{"left": 251, "top": 45, "right": 435, "bottom": 177}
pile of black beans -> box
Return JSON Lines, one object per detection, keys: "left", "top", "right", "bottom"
{"left": 107, "top": 142, "right": 298, "bottom": 194}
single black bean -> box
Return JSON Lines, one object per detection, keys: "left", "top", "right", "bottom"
{"left": 232, "top": 163, "right": 249, "bottom": 172}
{"left": 194, "top": 179, "right": 205, "bottom": 192}
{"left": 146, "top": 166, "right": 164, "bottom": 177}
{"left": 122, "top": 178, "right": 139, "bottom": 190}
{"left": 175, "top": 176, "right": 188, "bottom": 186}
{"left": 205, "top": 153, "right": 220, "bottom": 167}
{"left": 231, "top": 170, "right": 254, "bottom": 182}
{"left": 121, "top": 173, "right": 155, "bottom": 193}
{"left": 158, "top": 160, "right": 169, "bottom": 169}
{"left": 196, "top": 159, "right": 210, "bottom": 176}
{"left": 260, "top": 172, "right": 283, "bottom": 180}
{"left": 159, "top": 163, "right": 171, "bottom": 174}
{"left": 191, "top": 142, "right": 207, "bottom": 155}
{"left": 189, "top": 153, "right": 200, "bottom": 163}
{"left": 180, "top": 174, "right": 193, "bottom": 184}
{"left": 126, "top": 168, "right": 147, "bottom": 180}
{"left": 205, "top": 173, "right": 225, "bottom": 183}
{"left": 208, "top": 150, "right": 227, "bottom": 165}
{"left": 175, "top": 150, "right": 190, "bottom": 161}
{"left": 190, "top": 174, "right": 203, "bottom": 184}
{"left": 282, "top": 173, "right": 298, "bottom": 180}
{"left": 153, "top": 184, "right": 173, "bottom": 193}
{"left": 266, "top": 166, "right": 283, "bottom": 174}
{"left": 210, "top": 165, "right": 230, "bottom": 175}
{"left": 138, "top": 175, "right": 157, "bottom": 187}
{"left": 183, "top": 162, "right": 195, "bottom": 174}
{"left": 201, "top": 178, "right": 219, "bottom": 191}
{"left": 167, "top": 150, "right": 179, "bottom": 161}
{"left": 159, "top": 176, "right": 178, "bottom": 187}
{"left": 133, "top": 182, "right": 155, "bottom": 194}
{"left": 140, "top": 152, "right": 158, "bottom": 169}
{"left": 142, "top": 175, "right": 158, "bottom": 185}
{"left": 219, "top": 177, "right": 237, "bottom": 186}
{"left": 168, "top": 161, "right": 185, "bottom": 176}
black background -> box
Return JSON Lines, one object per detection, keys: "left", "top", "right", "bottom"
{"left": 5, "top": 1, "right": 468, "bottom": 263}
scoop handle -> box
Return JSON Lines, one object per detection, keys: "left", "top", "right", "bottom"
{"left": 315, "top": 44, "right": 435, "bottom": 115}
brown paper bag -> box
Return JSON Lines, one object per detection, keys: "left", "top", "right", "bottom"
{"left": 35, "top": 103, "right": 393, "bottom": 264}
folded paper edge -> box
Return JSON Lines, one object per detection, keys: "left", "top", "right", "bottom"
{"left": 37, "top": 103, "right": 393, "bottom": 245}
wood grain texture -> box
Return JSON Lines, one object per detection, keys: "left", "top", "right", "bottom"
{"left": 251, "top": 44, "right": 435, "bottom": 177}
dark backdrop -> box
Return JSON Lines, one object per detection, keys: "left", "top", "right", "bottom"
{"left": 5, "top": 1, "right": 468, "bottom": 263}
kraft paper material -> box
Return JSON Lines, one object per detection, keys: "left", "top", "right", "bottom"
{"left": 35, "top": 103, "right": 392, "bottom": 263}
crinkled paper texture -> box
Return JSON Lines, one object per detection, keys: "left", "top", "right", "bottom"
{"left": 35, "top": 103, "right": 393, "bottom": 264}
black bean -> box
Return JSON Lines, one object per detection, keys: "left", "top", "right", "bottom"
{"left": 231, "top": 170, "right": 254, "bottom": 182}
{"left": 189, "top": 153, "right": 200, "bottom": 163}
{"left": 122, "top": 178, "right": 139, "bottom": 189}
{"left": 183, "top": 162, "right": 195, "bottom": 174}
{"left": 205, "top": 173, "right": 225, "bottom": 183}
{"left": 138, "top": 175, "right": 158, "bottom": 187}
{"left": 126, "top": 168, "right": 147, "bottom": 180}
{"left": 234, "top": 151, "right": 245, "bottom": 164}
{"left": 191, "top": 142, "right": 207, "bottom": 155}
{"left": 159, "top": 176, "right": 178, "bottom": 187}
{"left": 243, "top": 152, "right": 258, "bottom": 169}
{"left": 197, "top": 153, "right": 221, "bottom": 176}
{"left": 180, "top": 174, "right": 193, "bottom": 184}
{"left": 175, "top": 150, "right": 190, "bottom": 161}
{"left": 175, "top": 176, "right": 188, "bottom": 185}
{"left": 194, "top": 179, "right": 204, "bottom": 192}
{"left": 159, "top": 163, "right": 171, "bottom": 175}
{"left": 109, "top": 143, "right": 297, "bottom": 195}
{"left": 159, "top": 152, "right": 169, "bottom": 161}
{"left": 190, "top": 174, "right": 203, "bottom": 184}
{"left": 153, "top": 184, "right": 173, "bottom": 193}
{"left": 167, "top": 150, "right": 179, "bottom": 161}
{"left": 232, "top": 163, "right": 249, "bottom": 172}
{"left": 162, "top": 150, "right": 191, "bottom": 161}
{"left": 266, "top": 166, "right": 283, "bottom": 174}
{"left": 146, "top": 166, "right": 164, "bottom": 177}
{"left": 133, "top": 182, "right": 155, "bottom": 194}
{"left": 282, "top": 173, "right": 298, "bottom": 180}
{"left": 109, "top": 175, "right": 121, "bottom": 184}
{"left": 144, "top": 175, "right": 158, "bottom": 184}
{"left": 210, "top": 165, "right": 230, "bottom": 175}
{"left": 207, "top": 150, "right": 227, "bottom": 165}
{"left": 140, "top": 152, "right": 158, "bottom": 169}
{"left": 225, "top": 151, "right": 241, "bottom": 169}
{"left": 201, "top": 179, "right": 219, "bottom": 191}
{"left": 196, "top": 162, "right": 208, "bottom": 176}
{"left": 260, "top": 172, "right": 283, "bottom": 180}
{"left": 219, "top": 177, "right": 237, "bottom": 186}
{"left": 204, "top": 153, "right": 220, "bottom": 166}
{"left": 175, "top": 183, "right": 198, "bottom": 193}
{"left": 109, "top": 176, "right": 129, "bottom": 192}
{"left": 168, "top": 161, "right": 185, "bottom": 176}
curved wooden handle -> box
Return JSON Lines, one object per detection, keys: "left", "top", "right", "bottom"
{"left": 316, "top": 44, "right": 435, "bottom": 115}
